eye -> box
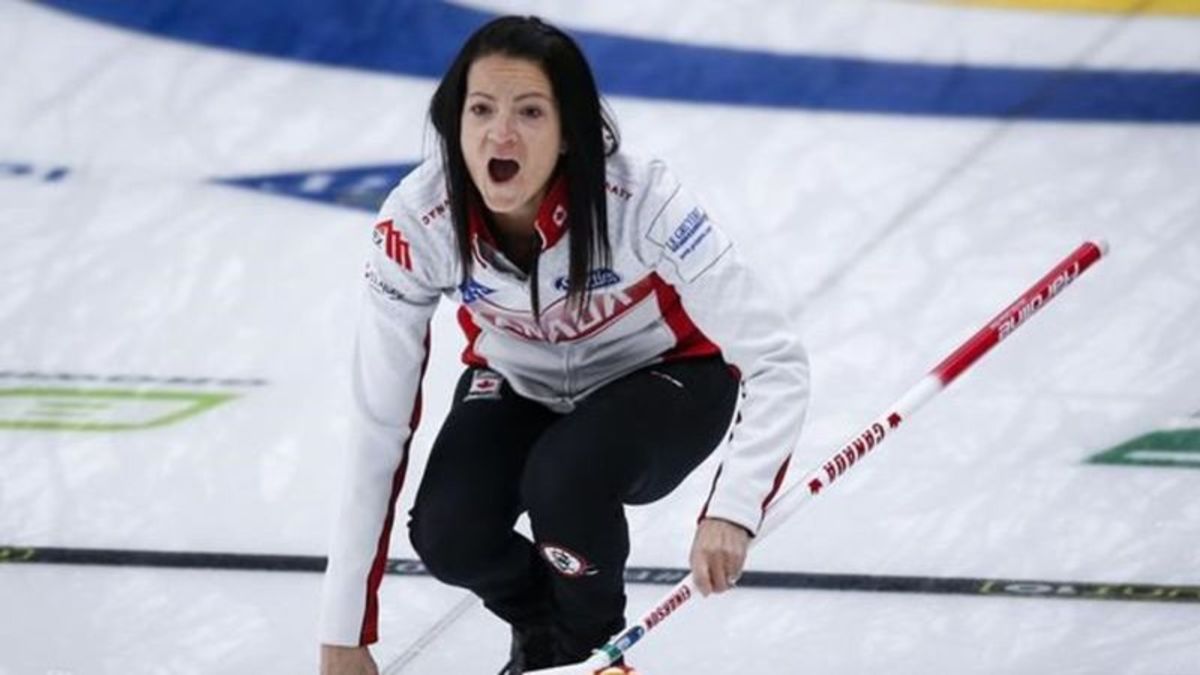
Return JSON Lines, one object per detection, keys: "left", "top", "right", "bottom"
{"left": 467, "top": 102, "right": 492, "bottom": 116}
{"left": 520, "top": 105, "right": 545, "bottom": 119}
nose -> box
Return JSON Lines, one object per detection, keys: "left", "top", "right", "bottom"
{"left": 488, "top": 109, "right": 517, "bottom": 145}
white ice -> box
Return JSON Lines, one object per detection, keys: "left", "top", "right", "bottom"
{"left": 1, "top": 1, "right": 1198, "bottom": 673}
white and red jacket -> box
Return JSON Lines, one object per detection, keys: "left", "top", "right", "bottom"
{"left": 320, "top": 152, "right": 809, "bottom": 646}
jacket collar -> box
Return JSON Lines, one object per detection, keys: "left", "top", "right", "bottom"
{"left": 468, "top": 173, "right": 570, "bottom": 252}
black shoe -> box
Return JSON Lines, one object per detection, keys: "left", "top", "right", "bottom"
{"left": 497, "top": 624, "right": 557, "bottom": 675}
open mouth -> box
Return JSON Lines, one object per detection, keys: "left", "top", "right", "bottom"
{"left": 488, "top": 158, "right": 520, "bottom": 184}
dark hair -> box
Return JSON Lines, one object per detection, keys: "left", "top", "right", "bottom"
{"left": 429, "top": 15, "right": 620, "bottom": 315}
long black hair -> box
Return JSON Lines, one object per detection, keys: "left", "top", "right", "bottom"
{"left": 429, "top": 16, "right": 620, "bottom": 315}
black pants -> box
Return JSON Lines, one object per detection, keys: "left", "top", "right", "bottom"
{"left": 408, "top": 356, "right": 739, "bottom": 661}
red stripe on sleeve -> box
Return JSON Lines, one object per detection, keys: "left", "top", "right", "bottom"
{"left": 359, "top": 450, "right": 409, "bottom": 645}
{"left": 697, "top": 464, "right": 723, "bottom": 523}
{"left": 358, "top": 329, "right": 431, "bottom": 645}
{"left": 761, "top": 457, "right": 791, "bottom": 512}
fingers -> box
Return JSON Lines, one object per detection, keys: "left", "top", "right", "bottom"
{"left": 707, "top": 549, "right": 730, "bottom": 595}
{"left": 689, "top": 518, "right": 750, "bottom": 597}
{"left": 709, "top": 546, "right": 740, "bottom": 594}
{"left": 319, "top": 645, "right": 378, "bottom": 675}
{"left": 691, "top": 547, "right": 714, "bottom": 596}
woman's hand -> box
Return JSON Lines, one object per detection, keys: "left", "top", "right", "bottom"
{"left": 320, "top": 644, "right": 379, "bottom": 675}
{"left": 689, "top": 517, "right": 751, "bottom": 596}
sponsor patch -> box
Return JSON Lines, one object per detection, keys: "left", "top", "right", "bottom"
{"left": 373, "top": 219, "right": 413, "bottom": 270}
{"left": 667, "top": 207, "right": 710, "bottom": 257}
{"left": 459, "top": 278, "right": 496, "bottom": 304}
{"left": 605, "top": 181, "right": 633, "bottom": 201}
{"left": 365, "top": 263, "right": 408, "bottom": 303}
{"left": 420, "top": 198, "right": 450, "bottom": 226}
{"left": 539, "top": 543, "right": 598, "bottom": 578}
{"left": 659, "top": 206, "right": 732, "bottom": 282}
{"left": 553, "top": 268, "right": 622, "bottom": 292}
{"left": 464, "top": 369, "right": 504, "bottom": 401}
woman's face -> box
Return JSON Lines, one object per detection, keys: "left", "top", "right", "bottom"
{"left": 461, "top": 54, "right": 563, "bottom": 229}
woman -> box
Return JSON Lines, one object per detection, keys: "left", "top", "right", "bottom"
{"left": 320, "top": 15, "right": 808, "bottom": 675}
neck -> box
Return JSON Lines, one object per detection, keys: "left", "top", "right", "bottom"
{"left": 486, "top": 210, "right": 540, "bottom": 275}
{"left": 491, "top": 204, "right": 538, "bottom": 239}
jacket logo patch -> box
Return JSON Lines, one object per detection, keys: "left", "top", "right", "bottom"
{"left": 553, "top": 268, "right": 622, "bottom": 292}
{"left": 464, "top": 369, "right": 504, "bottom": 401}
{"left": 666, "top": 207, "right": 711, "bottom": 260}
{"left": 459, "top": 278, "right": 496, "bottom": 304}
{"left": 364, "top": 263, "right": 407, "bottom": 303}
{"left": 605, "top": 181, "right": 633, "bottom": 200}
{"left": 373, "top": 219, "right": 412, "bottom": 270}
{"left": 539, "top": 543, "right": 598, "bottom": 578}
{"left": 420, "top": 198, "right": 450, "bottom": 226}
{"left": 468, "top": 274, "right": 657, "bottom": 344}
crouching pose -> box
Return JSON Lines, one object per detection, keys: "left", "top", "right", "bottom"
{"left": 319, "top": 15, "right": 809, "bottom": 675}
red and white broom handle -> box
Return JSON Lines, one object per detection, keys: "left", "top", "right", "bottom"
{"left": 530, "top": 240, "right": 1109, "bottom": 675}
{"left": 761, "top": 238, "right": 1107, "bottom": 536}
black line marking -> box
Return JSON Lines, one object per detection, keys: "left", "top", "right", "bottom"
{"left": 3, "top": 545, "right": 1197, "bottom": 604}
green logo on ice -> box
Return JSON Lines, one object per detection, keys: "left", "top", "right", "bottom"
{"left": 1088, "top": 418, "right": 1200, "bottom": 469}
{"left": 0, "top": 387, "right": 235, "bottom": 431}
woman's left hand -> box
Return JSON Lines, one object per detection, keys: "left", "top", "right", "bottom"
{"left": 689, "top": 517, "right": 751, "bottom": 596}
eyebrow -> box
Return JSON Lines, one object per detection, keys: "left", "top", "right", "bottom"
{"left": 466, "top": 91, "right": 553, "bottom": 102}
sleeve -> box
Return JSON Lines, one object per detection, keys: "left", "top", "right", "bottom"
{"left": 643, "top": 169, "right": 810, "bottom": 536}
{"left": 319, "top": 209, "right": 442, "bottom": 646}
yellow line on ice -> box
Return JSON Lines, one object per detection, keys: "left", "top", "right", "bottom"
{"left": 936, "top": 0, "right": 1200, "bottom": 15}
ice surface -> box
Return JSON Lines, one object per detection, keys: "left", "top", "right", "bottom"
{"left": 1, "top": 1, "right": 1198, "bottom": 673}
